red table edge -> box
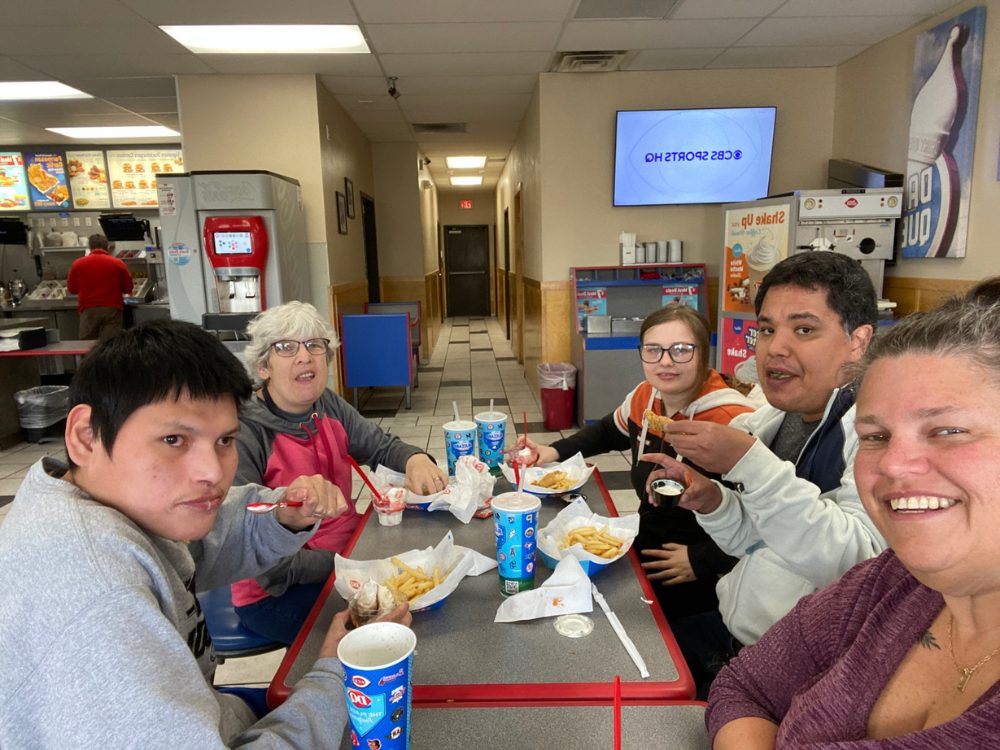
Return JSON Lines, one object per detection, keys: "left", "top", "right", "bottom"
{"left": 410, "top": 698, "right": 708, "bottom": 709}
{"left": 0, "top": 342, "right": 94, "bottom": 357}
{"left": 267, "top": 468, "right": 696, "bottom": 708}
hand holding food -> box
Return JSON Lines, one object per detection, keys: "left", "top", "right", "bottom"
{"left": 643, "top": 409, "right": 674, "bottom": 432}
{"left": 561, "top": 525, "right": 625, "bottom": 559}
{"left": 319, "top": 602, "right": 411, "bottom": 659}
{"left": 660, "top": 420, "right": 757, "bottom": 474}
{"left": 348, "top": 579, "right": 402, "bottom": 627}
{"left": 641, "top": 454, "right": 723, "bottom": 514}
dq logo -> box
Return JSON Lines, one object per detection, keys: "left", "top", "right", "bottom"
{"left": 347, "top": 689, "right": 372, "bottom": 708}
{"left": 844, "top": 197, "right": 859, "bottom": 208}
{"left": 351, "top": 675, "right": 371, "bottom": 688}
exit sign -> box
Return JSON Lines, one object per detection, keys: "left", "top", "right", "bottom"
{"left": 459, "top": 199, "right": 473, "bottom": 209}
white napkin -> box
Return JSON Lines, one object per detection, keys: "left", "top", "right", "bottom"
{"left": 371, "top": 462, "right": 484, "bottom": 523}
{"left": 537, "top": 496, "right": 640, "bottom": 568}
{"left": 334, "top": 531, "right": 496, "bottom": 611}
{"left": 499, "top": 452, "right": 594, "bottom": 497}
{"left": 494, "top": 555, "right": 593, "bottom": 623}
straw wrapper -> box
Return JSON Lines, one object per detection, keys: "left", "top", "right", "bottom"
{"left": 494, "top": 555, "right": 593, "bottom": 623}
{"left": 537, "top": 496, "right": 639, "bottom": 568}
{"left": 500, "top": 452, "right": 594, "bottom": 498}
{"left": 334, "top": 531, "right": 496, "bottom": 612}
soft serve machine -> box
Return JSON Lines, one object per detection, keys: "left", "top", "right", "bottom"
{"left": 717, "top": 187, "right": 903, "bottom": 376}
{"left": 156, "top": 171, "right": 308, "bottom": 331}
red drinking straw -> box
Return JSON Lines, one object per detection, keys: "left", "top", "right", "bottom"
{"left": 614, "top": 674, "right": 622, "bottom": 750}
{"left": 347, "top": 455, "right": 385, "bottom": 506}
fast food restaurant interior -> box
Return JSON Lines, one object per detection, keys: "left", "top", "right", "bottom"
{"left": 2, "top": 0, "right": 1000, "bottom": 744}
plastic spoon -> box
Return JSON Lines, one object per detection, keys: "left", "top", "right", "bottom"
{"left": 246, "top": 500, "right": 304, "bottom": 514}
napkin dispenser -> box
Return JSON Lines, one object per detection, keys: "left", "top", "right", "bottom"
{"left": 585, "top": 315, "right": 611, "bottom": 335}
{"left": 611, "top": 317, "right": 643, "bottom": 335}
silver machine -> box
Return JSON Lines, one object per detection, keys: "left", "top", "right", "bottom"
{"left": 156, "top": 171, "right": 308, "bottom": 330}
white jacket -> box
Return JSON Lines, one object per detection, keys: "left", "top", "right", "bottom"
{"left": 696, "top": 387, "right": 887, "bottom": 645}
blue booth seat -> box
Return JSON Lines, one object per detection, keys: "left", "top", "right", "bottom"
{"left": 197, "top": 586, "right": 282, "bottom": 664}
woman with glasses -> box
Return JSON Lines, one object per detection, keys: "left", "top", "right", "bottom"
{"left": 230, "top": 301, "right": 446, "bottom": 644}
{"left": 519, "top": 303, "right": 754, "bottom": 620}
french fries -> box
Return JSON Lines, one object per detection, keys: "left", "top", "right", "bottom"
{"left": 560, "top": 525, "right": 625, "bottom": 559}
{"left": 531, "top": 469, "right": 574, "bottom": 492}
{"left": 385, "top": 556, "right": 443, "bottom": 602}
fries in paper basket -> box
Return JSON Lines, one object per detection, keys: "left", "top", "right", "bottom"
{"left": 500, "top": 452, "right": 594, "bottom": 497}
{"left": 537, "top": 496, "right": 639, "bottom": 575}
{"left": 334, "top": 531, "right": 496, "bottom": 612}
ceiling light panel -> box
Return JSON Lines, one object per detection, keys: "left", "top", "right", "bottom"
{"left": 450, "top": 176, "right": 483, "bottom": 186}
{"left": 160, "top": 25, "right": 370, "bottom": 54}
{"left": 446, "top": 156, "right": 487, "bottom": 169}
{"left": 0, "top": 82, "right": 91, "bottom": 100}
{"left": 46, "top": 125, "right": 181, "bottom": 139}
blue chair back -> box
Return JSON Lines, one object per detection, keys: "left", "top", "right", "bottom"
{"left": 197, "top": 586, "right": 281, "bottom": 661}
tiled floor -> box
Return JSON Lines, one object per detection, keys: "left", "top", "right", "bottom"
{"left": 0, "top": 316, "right": 639, "bottom": 688}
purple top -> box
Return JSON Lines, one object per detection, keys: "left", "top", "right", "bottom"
{"left": 707, "top": 551, "right": 1000, "bottom": 747}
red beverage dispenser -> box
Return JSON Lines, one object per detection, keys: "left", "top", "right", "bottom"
{"left": 203, "top": 215, "right": 269, "bottom": 314}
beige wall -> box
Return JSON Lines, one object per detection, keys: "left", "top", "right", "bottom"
{"left": 835, "top": 0, "right": 1000, "bottom": 283}
{"left": 372, "top": 142, "right": 425, "bottom": 278}
{"left": 535, "top": 68, "right": 836, "bottom": 280}
{"left": 497, "top": 87, "right": 542, "bottom": 279}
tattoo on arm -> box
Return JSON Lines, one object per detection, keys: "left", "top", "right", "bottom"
{"left": 919, "top": 630, "right": 941, "bottom": 650}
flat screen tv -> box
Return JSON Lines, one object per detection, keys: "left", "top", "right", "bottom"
{"left": 99, "top": 214, "right": 150, "bottom": 242}
{"left": 614, "top": 106, "right": 777, "bottom": 206}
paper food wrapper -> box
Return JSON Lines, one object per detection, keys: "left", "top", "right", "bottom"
{"left": 500, "top": 452, "right": 594, "bottom": 497}
{"left": 334, "top": 531, "right": 497, "bottom": 611}
{"left": 494, "top": 555, "right": 593, "bottom": 623}
{"left": 537, "top": 496, "right": 640, "bottom": 567}
{"left": 371, "top": 458, "right": 491, "bottom": 524}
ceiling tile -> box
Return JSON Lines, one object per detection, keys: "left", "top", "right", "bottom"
{"left": 558, "top": 19, "right": 757, "bottom": 50}
{"left": 320, "top": 76, "right": 390, "bottom": 95}
{"left": 106, "top": 97, "right": 179, "bottom": 114}
{"left": 0, "top": 57, "right": 54, "bottom": 79}
{"left": 0, "top": 99, "right": 129, "bottom": 125}
{"left": 671, "top": 0, "right": 785, "bottom": 19}
{"left": 737, "top": 16, "right": 927, "bottom": 47}
{"left": 65, "top": 77, "right": 178, "bottom": 99}
{"left": 356, "top": 123, "right": 415, "bottom": 141}
{"left": 119, "top": 0, "right": 359, "bottom": 25}
{"left": 343, "top": 108, "right": 409, "bottom": 125}
{"left": 708, "top": 45, "right": 868, "bottom": 68}
{"left": 12, "top": 53, "right": 215, "bottom": 79}
{"left": 400, "top": 96, "right": 531, "bottom": 123}
{"left": 774, "top": 0, "right": 960, "bottom": 17}
{"left": 356, "top": 0, "right": 576, "bottom": 24}
{"left": 200, "top": 54, "right": 383, "bottom": 76}
{"left": 380, "top": 51, "right": 551, "bottom": 76}
{"left": 366, "top": 22, "right": 563, "bottom": 53}
{"left": 2, "top": 26, "right": 186, "bottom": 57}
{"left": 396, "top": 75, "right": 537, "bottom": 95}
{"left": 625, "top": 48, "right": 727, "bottom": 70}
{"left": 1, "top": 0, "right": 139, "bottom": 26}
{"left": 335, "top": 95, "right": 402, "bottom": 113}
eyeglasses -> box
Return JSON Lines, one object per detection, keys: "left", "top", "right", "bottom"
{"left": 638, "top": 342, "right": 697, "bottom": 364}
{"left": 270, "top": 338, "right": 330, "bottom": 357}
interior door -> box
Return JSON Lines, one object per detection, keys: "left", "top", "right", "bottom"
{"left": 444, "top": 225, "right": 489, "bottom": 316}
{"left": 361, "top": 194, "right": 380, "bottom": 303}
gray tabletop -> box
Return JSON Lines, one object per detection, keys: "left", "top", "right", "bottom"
{"left": 272, "top": 472, "right": 694, "bottom": 704}
{"left": 339, "top": 704, "right": 709, "bottom": 749}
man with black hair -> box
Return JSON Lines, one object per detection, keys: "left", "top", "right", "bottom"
{"left": 66, "top": 232, "right": 133, "bottom": 340}
{"left": 0, "top": 320, "right": 405, "bottom": 747}
{"left": 645, "top": 252, "right": 887, "bottom": 691}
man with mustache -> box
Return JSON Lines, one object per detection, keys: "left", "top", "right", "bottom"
{"left": 644, "top": 252, "right": 887, "bottom": 697}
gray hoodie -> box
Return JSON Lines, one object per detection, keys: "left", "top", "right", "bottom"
{"left": 0, "top": 458, "right": 348, "bottom": 748}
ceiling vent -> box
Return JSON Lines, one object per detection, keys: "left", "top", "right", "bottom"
{"left": 554, "top": 51, "right": 629, "bottom": 73}
{"left": 413, "top": 122, "right": 467, "bottom": 134}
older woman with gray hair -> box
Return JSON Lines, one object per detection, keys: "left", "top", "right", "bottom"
{"left": 706, "top": 280, "right": 1000, "bottom": 748}
{"left": 230, "top": 301, "right": 446, "bottom": 644}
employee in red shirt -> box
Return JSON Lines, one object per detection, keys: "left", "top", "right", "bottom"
{"left": 67, "top": 233, "right": 133, "bottom": 340}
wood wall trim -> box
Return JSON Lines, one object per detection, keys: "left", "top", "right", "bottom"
{"left": 883, "top": 276, "right": 975, "bottom": 316}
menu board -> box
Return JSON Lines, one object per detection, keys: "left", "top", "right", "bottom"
{"left": 25, "top": 152, "right": 70, "bottom": 210}
{"left": 0, "top": 152, "right": 29, "bottom": 211}
{"left": 66, "top": 150, "right": 111, "bottom": 209}
{"left": 107, "top": 149, "right": 184, "bottom": 208}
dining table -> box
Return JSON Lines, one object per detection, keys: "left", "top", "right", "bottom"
{"left": 337, "top": 702, "right": 709, "bottom": 749}
{"left": 268, "top": 468, "right": 696, "bottom": 709}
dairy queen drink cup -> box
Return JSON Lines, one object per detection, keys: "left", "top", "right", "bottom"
{"left": 338, "top": 622, "right": 417, "bottom": 750}
{"left": 493, "top": 491, "right": 542, "bottom": 595}
{"left": 474, "top": 410, "right": 508, "bottom": 470}
{"left": 442, "top": 419, "right": 476, "bottom": 476}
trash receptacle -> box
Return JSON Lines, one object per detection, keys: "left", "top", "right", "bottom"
{"left": 14, "top": 385, "right": 70, "bottom": 442}
{"left": 537, "top": 363, "right": 576, "bottom": 431}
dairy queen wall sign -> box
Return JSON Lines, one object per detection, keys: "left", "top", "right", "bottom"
{"left": 902, "top": 6, "right": 986, "bottom": 259}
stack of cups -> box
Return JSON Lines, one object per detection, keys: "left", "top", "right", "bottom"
{"left": 338, "top": 622, "right": 417, "bottom": 749}
{"left": 474, "top": 410, "right": 508, "bottom": 472}
{"left": 442, "top": 420, "right": 476, "bottom": 475}
{"left": 493, "top": 491, "right": 542, "bottom": 595}
{"left": 668, "top": 239, "right": 683, "bottom": 263}
{"left": 656, "top": 240, "right": 668, "bottom": 263}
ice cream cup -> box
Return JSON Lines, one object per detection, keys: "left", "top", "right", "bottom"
{"left": 374, "top": 487, "right": 407, "bottom": 526}
{"left": 492, "top": 491, "right": 542, "bottom": 595}
{"left": 474, "top": 410, "right": 508, "bottom": 470}
{"left": 338, "top": 622, "right": 416, "bottom": 749}
{"left": 443, "top": 420, "right": 476, "bottom": 476}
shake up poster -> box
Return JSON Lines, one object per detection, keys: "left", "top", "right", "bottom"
{"left": 902, "top": 6, "right": 986, "bottom": 259}
{"left": 722, "top": 203, "right": 790, "bottom": 314}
